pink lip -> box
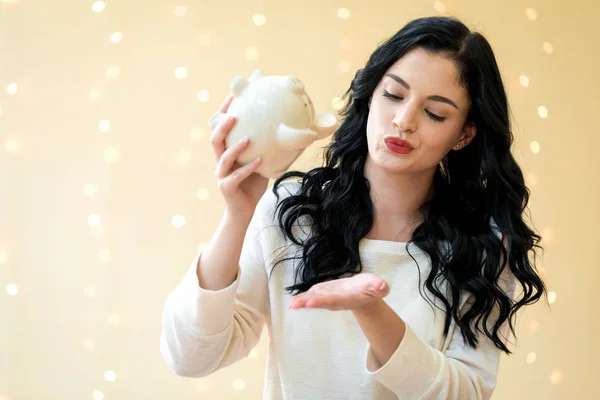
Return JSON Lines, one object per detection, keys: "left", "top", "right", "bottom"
{"left": 384, "top": 137, "right": 414, "bottom": 154}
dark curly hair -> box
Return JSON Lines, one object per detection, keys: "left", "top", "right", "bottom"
{"left": 270, "top": 16, "right": 546, "bottom": 354}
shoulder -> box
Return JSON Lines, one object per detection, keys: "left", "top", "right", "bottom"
{"left": 248, "top": 179, "right": 307, "bottom": 255}
{"left": 253, "top": 179, "right": 303, "bottom": 227}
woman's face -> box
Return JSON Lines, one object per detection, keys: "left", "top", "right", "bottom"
{"left": 366, "top": 47, "right": 475, "bottom": 176}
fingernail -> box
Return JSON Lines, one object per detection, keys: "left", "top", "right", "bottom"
{"left": 239, "top": 136, "right": 249, "bottom": 143}
{"left": 379, "top": 281, "right": 387, "bottom": 290}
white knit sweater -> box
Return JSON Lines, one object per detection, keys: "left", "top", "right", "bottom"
{"left": 160, "top": 181, "right": 516, "bottom": 400}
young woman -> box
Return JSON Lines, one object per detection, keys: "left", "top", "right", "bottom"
{"left": 161, "top": 16, "right": 546, "bottom": 400}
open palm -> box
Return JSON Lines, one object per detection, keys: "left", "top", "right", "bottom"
{"left": 289, "top": 273, "right": 390, "bottom": 311}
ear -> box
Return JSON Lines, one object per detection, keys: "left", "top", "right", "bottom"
{"left": 453, "top": 122, "right": 476, "bottom": 150}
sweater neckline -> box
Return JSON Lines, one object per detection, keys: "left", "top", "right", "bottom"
{"left": 359, "top": 238, "right": 414, "bottom": 254}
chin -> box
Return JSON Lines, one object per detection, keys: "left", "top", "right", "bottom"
{"left": 382, "top": 162, "right": 414, "bottom": 175}
{"left": 367, "top": 151, "right": 415, "bottom": 175}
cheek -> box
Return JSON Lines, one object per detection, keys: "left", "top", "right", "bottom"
{"left": 365, "top": 109, "right": 379, "bottom": 146}
{"left": 366, "top": 114, "right": 388, "bottom": 157}
{"left": 419, "top": 127, "right": 461, "bottom": 159}
{"left": 366, "top": 100, "right": 391, "bottom": 137}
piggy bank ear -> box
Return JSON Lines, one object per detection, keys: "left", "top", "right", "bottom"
{"left": 283, "top": 76, "right": 305, "bottom": 94}
{"left": 249, "top": 69, "right": 264, "bottom": 82}
{"left": 312, "top": 112, "right": 338, "bottom": 139}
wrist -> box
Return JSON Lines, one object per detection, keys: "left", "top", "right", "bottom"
{"left": 352, "top": 297, "right": 386, "bottom": 315}
{"left": 223, "top": 208, "right": 254, "bottom": 227}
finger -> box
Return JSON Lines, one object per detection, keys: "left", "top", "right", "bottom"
{"left": 208, "top": 93, "right": 236, "bottom": 129}
{"left": 305, "top": 299, "right": 321, "bottom": 308}
{"left": 225, "top": 156, "right": 263, "bottom": 185}
{"left": 289, "top": 298, "right": 307, "bottom": 309}
{"left": 305, "top": 297, "right": 343, "bottom": 310}
{"left": 289, "top": 292, "right": 315, "bottom": 308}
{"left": 379, "top": 282, "right": 390, "bottom": 297}
{"left": 218, "top": 93, "right": 235, "bottom": 113}
{"left": 214, "top": 136, "right": 250, "bottom": 178}
{"left": 290, "top": 296, "right": 319, "bottom": 309}
{"left": 217, "top": 157, "right": 263, "bottom": 193}
{"left": 363, "top": 282, "right": 389, "bottom": 300}
{"left": 209, "top": 94, "right": 234, "bottom": 127}
{"left": 208, "top": 94, "right": 236, "bottom": 156}
{"left": 208, "top": 112, "right": 227, "bottom": 130}
{"left": 209, "top": 116, "right": 236, "bottom": 160}
{"left": 370, "top": 280, "right": 389, "bottom": 297}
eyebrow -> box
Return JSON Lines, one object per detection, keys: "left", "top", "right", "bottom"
{"left": 384, "top": 73, "right": 459, "bottom": 109}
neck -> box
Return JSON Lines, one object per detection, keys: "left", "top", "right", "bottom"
{"left": 363, "top": 157, "right": 435, "bottom": 241}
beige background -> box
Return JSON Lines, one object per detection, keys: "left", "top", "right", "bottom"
{"left": 0, "top": 0, "right": 598, "bottom": 399}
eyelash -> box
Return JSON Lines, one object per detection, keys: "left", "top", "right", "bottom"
{"left": 382, "top": 90, "right": 446, "bottom": 122}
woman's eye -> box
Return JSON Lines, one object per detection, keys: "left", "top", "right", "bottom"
{"left": 384, "top": 90, "right": 446, "bottom": 123}
{"left": 426, "top": 111, "right": 446, "bottom": 122}
{"left": 383, "top": 90, "right": 402, "bottom": 100}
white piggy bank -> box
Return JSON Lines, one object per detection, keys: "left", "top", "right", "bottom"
{"left": 209, "top": 69, "right": 338, "bottom": 179}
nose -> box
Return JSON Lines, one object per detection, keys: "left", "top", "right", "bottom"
{"left": 392, "top": 106, "right": 417, "bottom": 134}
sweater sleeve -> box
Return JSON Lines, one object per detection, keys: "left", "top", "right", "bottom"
{"left": 160, "top": 191, "right": 274, "bottom": 378}
{"left": 365, "top": 234, "right": 518, "bottom": 399}
{"left": 365, "top": 318, "right": 509, "bottom": 399}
